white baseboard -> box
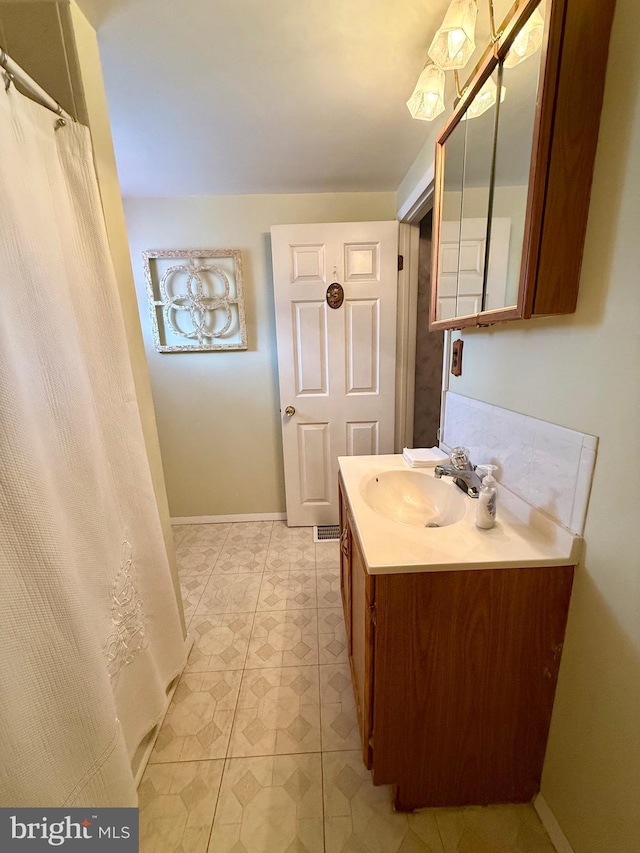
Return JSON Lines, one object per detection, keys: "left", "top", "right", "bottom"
{"left": 171, "top": 512, "right": 287, "bottom": 525}
{"left": 534, "top": 793, "right": 575, "bottom": 853}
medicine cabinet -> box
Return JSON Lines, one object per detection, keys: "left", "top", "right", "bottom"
{"left": 429, "top": 0, "right": 616, "bottom": 330}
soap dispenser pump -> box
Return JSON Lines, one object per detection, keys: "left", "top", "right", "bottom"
{"left": 475, "top": 465, "right": 498, "bottom": 529}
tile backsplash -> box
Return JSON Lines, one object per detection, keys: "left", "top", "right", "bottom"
{"left": 441, "top": 392, "right": 598, "bottom": 535}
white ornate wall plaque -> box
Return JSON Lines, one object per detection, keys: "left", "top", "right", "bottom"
{"left": 142, "top": 249, "right": 247, "bottom": 352}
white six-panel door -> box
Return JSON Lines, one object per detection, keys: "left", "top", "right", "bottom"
{"left": 271, "top": 221, "right": 398, "bottom": 526}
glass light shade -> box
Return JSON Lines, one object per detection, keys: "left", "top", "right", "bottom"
{"left": 462, "top": 77, "right": 506, "bottom": 120}
{"left": 407, "top": 63, "right": 446, "bottom": 121}
{"left": 428, "top": 0, "right": 478, "bottom": 70}
{"left": 503, "top": 8, "right": 545, "bottom": 68}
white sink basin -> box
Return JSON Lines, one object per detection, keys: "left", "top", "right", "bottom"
{"left": 360, "top": 469, "right": 466, "bottom": 528}
{"left": 340, "top": 455, "right": 582, "bottom": 574}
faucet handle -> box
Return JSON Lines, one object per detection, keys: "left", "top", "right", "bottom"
{"left": 449, "top": 446, "right": 471, "bottom": 470}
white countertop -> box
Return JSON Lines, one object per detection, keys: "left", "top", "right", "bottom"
{"left": 339, "top": 455, "right": 582, "bottom": 575}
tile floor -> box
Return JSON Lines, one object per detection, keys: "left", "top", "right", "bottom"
{"left": 139, "top": 521, "right": 558, "bottom": 853}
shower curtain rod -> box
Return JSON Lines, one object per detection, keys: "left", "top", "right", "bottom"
{"left": 0, "top": 46, "right": 73, "bottom": 121}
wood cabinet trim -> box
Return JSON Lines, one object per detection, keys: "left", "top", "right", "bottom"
{"left": 338, "top": 475, "right": 352, "bottom": 652}
{"left": 532, "top": 0, "right": 616, "bottom": 316}
{"left": 350, "top": 529, "right": 375, "bottom": 769}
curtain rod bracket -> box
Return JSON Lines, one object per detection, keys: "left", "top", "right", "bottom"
{"left": 1, "top": 47, "right": 14, "bottom": 92}
{"left": 0, "top": 44, "right": 73, "bottom": 121}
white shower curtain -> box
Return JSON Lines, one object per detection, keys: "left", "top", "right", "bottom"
{"left": 0, "top": 84, "right": 186, "bottom": 805}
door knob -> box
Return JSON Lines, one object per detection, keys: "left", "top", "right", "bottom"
{"left": 285, "top": 406, "right": 295, "bottom": 416}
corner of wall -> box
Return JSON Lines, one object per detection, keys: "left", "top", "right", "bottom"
{"left": 66, "top": 1, "right": 185, "bottom": 634}
{"left": 395, "top": 119, "right": 444, "bottom": 218}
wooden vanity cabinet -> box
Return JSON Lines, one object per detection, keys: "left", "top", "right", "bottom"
{"left": 338, "top": 475, "right": 574, "bottom": 811}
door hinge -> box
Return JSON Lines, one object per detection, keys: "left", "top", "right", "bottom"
{"left": 369, "top": 602, "right": 377, "bottom": 626}
{"left": 398, "top": 254, "right": 404, "bottom": 272}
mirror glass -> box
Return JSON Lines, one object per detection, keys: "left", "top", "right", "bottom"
{"left": 436, "top": 66, "right": 502, "bottom": 321}
{"left": 457, "top": 66, "right": 500, "bottom": 318}
{"left": 436, "top": 119, "right": 466, "bottom": 321}
{"left": 484, "top": 0, "right": 546, "bottom": 311}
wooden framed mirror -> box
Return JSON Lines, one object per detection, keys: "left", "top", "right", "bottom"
{"left": 429, "top": 0, "right": 616, "bottom": 331}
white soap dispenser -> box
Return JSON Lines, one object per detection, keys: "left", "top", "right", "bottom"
{"left": 475, "top": 465, "right": 498, "bottom": 529}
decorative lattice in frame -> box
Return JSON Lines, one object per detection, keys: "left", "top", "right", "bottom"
{"left": 142, "top": 249, "right": 247, "bottom": 352}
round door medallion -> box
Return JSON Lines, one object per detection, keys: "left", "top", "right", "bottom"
{"left": 326, "top": 282, "right": 344, "bottom": 309}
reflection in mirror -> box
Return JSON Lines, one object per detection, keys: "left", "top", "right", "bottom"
{"left": 485, "top": 0, "right": 546, "bottom": 310}
{"left": 436, "top": 119, "right": 466, "bottom": 321}
{"left": 456, "top": 67, "right": 501, "bottom": 318}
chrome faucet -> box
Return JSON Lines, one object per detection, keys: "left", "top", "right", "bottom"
{"left": 434, "top": 446, "right": 484, "bottom": 498}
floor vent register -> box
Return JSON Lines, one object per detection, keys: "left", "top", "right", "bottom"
{"left": 313, "top": 524, "right": 340, "bottom": 542}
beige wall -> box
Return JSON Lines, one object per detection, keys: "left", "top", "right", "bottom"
{"left": 123, "top": 193, "right": 397, "bottom": 518}
{"left": 396, "top": 119, "right": 444, "bottom": 215}
{"left": 68, "top": 2, "right": 184, "bottom": 630}
{"left": 445, "top": 1, "right": 640, "bottom": 848}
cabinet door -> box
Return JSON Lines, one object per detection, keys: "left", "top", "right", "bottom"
{"left": 338, "top": 478, "right": 351, "bottom": 650}
{"left": 350, "top": 530, "right": 375, "bottom": 769}
{"left": 372, "top": 566, "right": 574, "bottom": 808}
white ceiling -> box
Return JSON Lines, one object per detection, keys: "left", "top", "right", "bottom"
{"left": 79, "top": 0, "right": 513, "bottom": 198}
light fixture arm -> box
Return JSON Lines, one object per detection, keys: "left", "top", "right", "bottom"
{"left": 455, "top": 0, "right": 500, "bottom": 99}
{"left": 487, "top": 0, "right": 503, "bottom": 43}
{"left": 454, "top": 70, "right": 465, "bottom": 99}
{"left": 488, "top": 0, "right": 497, "bottom": 40}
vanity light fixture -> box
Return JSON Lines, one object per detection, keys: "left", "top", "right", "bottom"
{"left": 406, "top": 62, "right": 446, "bottom": 121}
{"left": 428, "top": 0, "right": 478, "bottom": 70}
{"left": 503, "top": 7, "right": 545, "bottom": 67}
{"left": 409, "top": 0, "right": 545, "bottom": 121}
